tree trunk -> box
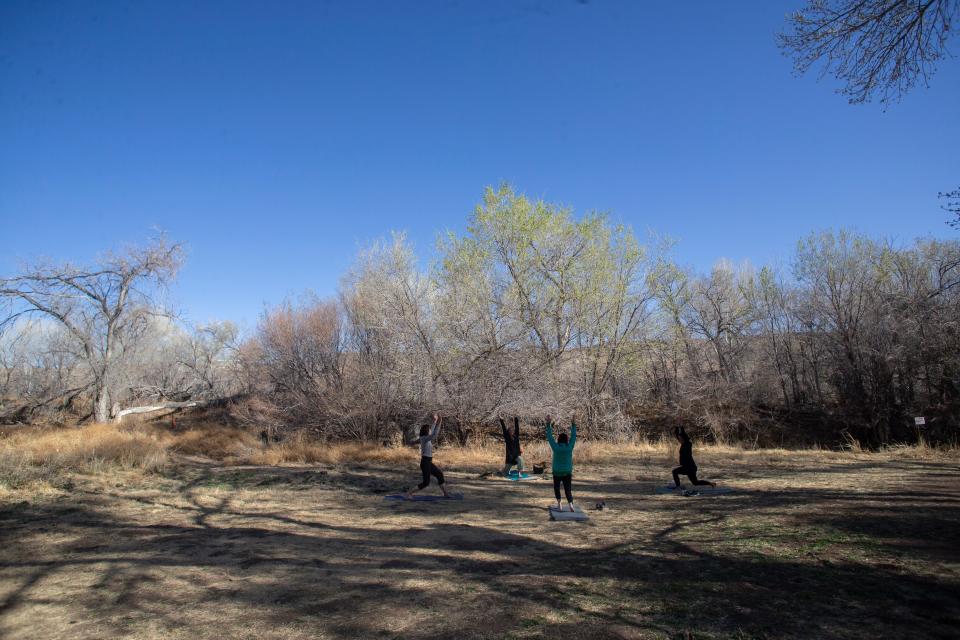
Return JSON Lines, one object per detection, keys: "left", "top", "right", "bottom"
{"left": 94, "top": 385, "right": 111, "bottom": 424}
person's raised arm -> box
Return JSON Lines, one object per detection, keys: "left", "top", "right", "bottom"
{"left": 569, "top": 417, "right": 577, "bottom": 448}
{"left": 428, "top": 413, "right": 441, "bottom": 441}
{"left": 546, "top": 416, "right": 556, "bottom": 449}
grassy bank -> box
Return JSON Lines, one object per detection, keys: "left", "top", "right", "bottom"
{"left": 1, "top": 420, "right": 956, "bottom": 496}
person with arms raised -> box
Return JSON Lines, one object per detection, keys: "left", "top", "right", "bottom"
{"left": 671, "top": 426, "right": 716, "bottom": 490}
{"left": 546, "top": 415, "right": 577, "bottom": 512}
{"left": 405, "top": 413, "right": 451, "bottom": 500}
{"left": 500, "top": 416, "right": 524, "bottom": 477}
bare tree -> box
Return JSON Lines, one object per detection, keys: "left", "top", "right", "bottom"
{"left": 122, "top": 319, "right": 240, "bottom": 406}
{"left": 0, "top": 236, "right": 184, "bottom": 423}
{"left": 251, "top": 296, "right": 346, "bottom": 436}
{"left": 941, "top": 187, "right": 960, "bottom": 228}
{"left": 780, "top": 0, "right": 959, "bottom": 104}
{"left": 0, "top": 319, "right": 31, "bottom": 404}
{"left": 682, "top": 260, "right": 755, "bottom": 385}
{"left": 177, "top": 321, "right": 240, "bottom": 398}
{"left": 0, "top": 320, "right": 90, "bottom": 422}
{"left": 341, "top": 234, "right": 429, "bottom": 400}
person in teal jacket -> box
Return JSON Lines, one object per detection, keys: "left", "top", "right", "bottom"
{"left": 546, "top": 415, "right": 577, "bottom": 512}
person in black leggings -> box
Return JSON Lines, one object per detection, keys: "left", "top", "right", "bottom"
{"left": 553, "top": 473, "right": 573, "bottom": 506}
{"left": 672, "top": 426, "right": 716, "bottom": 489}
{"left": 499, "top": 416, "right": 524, "bottom": 476}
{"left": 547, "top": 416, "right": 577, "bottom": 512}
{"left": 405, "top": 413, "right": 451, "bottom": 499}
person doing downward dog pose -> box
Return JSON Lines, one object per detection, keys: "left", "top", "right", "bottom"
{"left": 500, "top": 416, "right": 524, "bottom": 476}
{"left": 546, "top": 415, "right": 577, "bottom": 512}
{"left": 405, "top": 413, "right": 451, "bottom": 499}
{"left": 672, "top": 426, "right": 716, "bottom": 489}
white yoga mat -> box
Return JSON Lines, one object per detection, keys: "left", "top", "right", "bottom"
{"left": 549, "top": 505, "right": 589, "bottom": 521}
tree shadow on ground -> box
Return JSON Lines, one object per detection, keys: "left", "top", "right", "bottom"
{"left": 2, "top": 458, "right": 959, "bottom": 639}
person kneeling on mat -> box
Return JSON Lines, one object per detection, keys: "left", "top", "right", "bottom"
{"left": 672, "top": 426, "right": 716, "bottom": 490}
{"left": 546, "top": 415, "right": 577, "bottom": 512}
{"left": 405, "top": 413, "right": 451, "bottom": 500}
{"left": 500, "top": 416, "right": 524, "bottom": 477}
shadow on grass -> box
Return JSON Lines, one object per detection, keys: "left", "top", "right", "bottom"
{"left": 1, "top": 459, "right": 959, "bottom": 639}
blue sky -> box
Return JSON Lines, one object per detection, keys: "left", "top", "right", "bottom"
{"left": 2, "top": 0, "right": 958, "bottom": 328}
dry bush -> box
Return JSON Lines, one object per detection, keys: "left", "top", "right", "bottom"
{"left": 0, "top": 449, "right": 70, "bottom": 492}
{"left": 879, "top": 439, "right": 960, "bottom": 461}
{"left": 171, "top": 426, "right": 262, "bottom": 461}
{"left": 226, "top": 395, "right": 284, "bottom": 434}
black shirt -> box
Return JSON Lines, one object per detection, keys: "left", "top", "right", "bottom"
{"left": 679, "top": 439, "right": 695, "bottom": 468}
{"left": 501, "top": 419, "right": 521, "bottom": 461}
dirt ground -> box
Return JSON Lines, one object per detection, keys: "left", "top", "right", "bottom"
{"left": 2, "top": 448, "right": 959, "bottom": 640}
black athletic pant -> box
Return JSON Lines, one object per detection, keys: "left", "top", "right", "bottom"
{"left": 672, "top": 465, "right": 711, "bottom": 486}
{"left": 418, "top": 456, "right": 444, "bottom": 489}
{"left": 553, "top": 474, "right": 573, "bottom": 502}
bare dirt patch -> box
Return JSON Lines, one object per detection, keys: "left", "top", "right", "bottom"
{"left": 2, "top": 448, "right": 958, "bottom": 639}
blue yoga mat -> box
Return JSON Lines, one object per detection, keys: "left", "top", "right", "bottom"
{"left": 384, "top": 493, "right": 464, "bottom": 501}
{"left": 506, "top": 471, "right": 535, "bottom": 481}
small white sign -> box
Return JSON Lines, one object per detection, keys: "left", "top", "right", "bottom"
{"left": 914, "top": 416, "right": 926, "bottom": 426}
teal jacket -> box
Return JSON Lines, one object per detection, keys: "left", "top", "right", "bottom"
{"left": 546, "top": 422, "right": 577, "bottom": 475}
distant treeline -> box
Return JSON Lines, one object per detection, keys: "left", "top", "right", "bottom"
{"left": 2, "top": 186, "right": 958, "bottom": 447}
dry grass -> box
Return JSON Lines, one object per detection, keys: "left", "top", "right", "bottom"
{"left": 1, "top": 420, "right": 956, "bottom": 496}
{"left": 170, "top": 426, "right": 262, "bottom": 460}
{"left": 244, "top": 435, "right": 418, "bottom": 466}
{"left": 2, "top": 441, "right": 959, "bottom": 639}
{"left": 0, "top": 423, "right": 168, "bottom": 493}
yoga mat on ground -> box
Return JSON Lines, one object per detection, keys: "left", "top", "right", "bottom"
{"left": 384, "top": 493, "right": 464, "bottom": 501}
{"left": 654, "top": 485, "right": 734, "bottom": 496}
{"left": 549, "top": 505, "right": 589, "bottom": 521}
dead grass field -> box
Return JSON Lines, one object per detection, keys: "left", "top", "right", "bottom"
{"left": 1, "top": 425, "right": 958, "bottom": 639}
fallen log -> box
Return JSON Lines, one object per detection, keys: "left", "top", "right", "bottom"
{"left": 113, "top": 400, "right": 212, "bottom": 423}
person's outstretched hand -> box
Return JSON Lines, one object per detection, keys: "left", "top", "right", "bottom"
{"left": 433, "top": 412, "right": 440, "bottom": 423}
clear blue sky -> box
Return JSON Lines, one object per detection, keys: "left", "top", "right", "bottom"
{"left": 2, "top": 0, "right": 958, "bottom": 328}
